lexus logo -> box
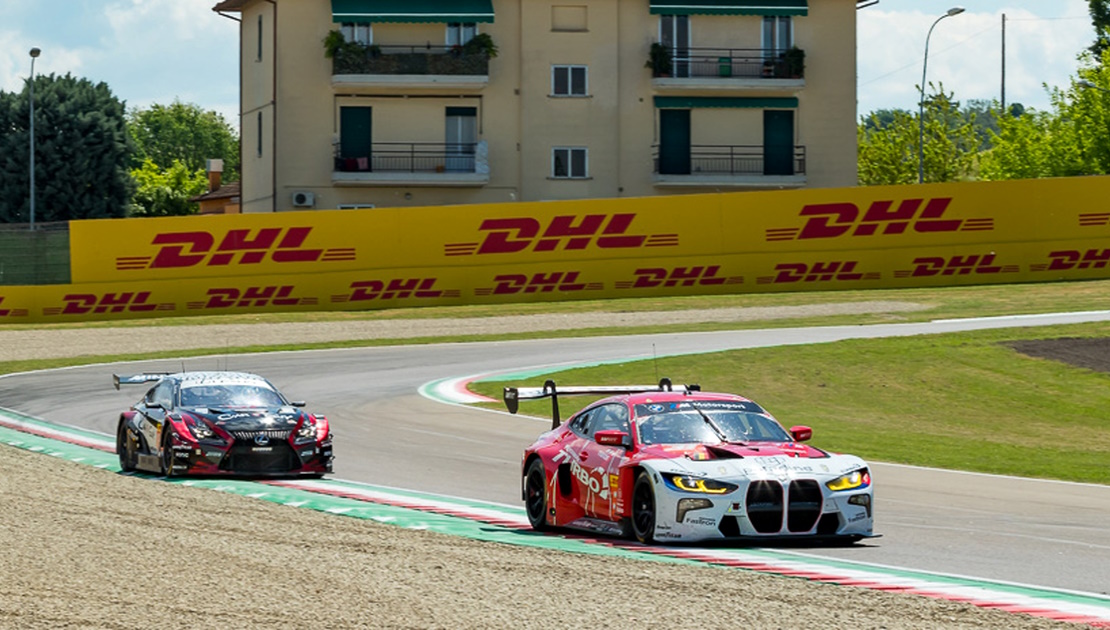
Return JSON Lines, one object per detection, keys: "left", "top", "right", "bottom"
{"left": 254, "top": 434, "right": 270, "bottom": 446}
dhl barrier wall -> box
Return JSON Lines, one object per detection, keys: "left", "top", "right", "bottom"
{"left": 2, "top": 176, "right": 1109, "bottom": 323}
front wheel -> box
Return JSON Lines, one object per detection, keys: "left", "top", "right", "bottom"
{"left": 524, "top": 459, "right": 550, "bottom": 531}
{"left": 631, "top": 471, "right": 657, "bottom": 544}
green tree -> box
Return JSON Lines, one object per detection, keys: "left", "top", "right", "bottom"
{"left": 1089, "top": 0, "right": 1110, "bottom": 57}
{"left": 858, "top": 84, "right": 978, "bottom": 185}
{"left": 128, "top": 159, "right": 208, "bottom": 217}
{"left": 127, "top": 100, "right": 239, "bottom": 180}
{"left": 0, "top": 73, "right": 133, "bottom": 223}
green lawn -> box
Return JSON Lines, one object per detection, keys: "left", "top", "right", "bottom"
{"left": 469, "top": 323, "right": 1110, "bottom": 485}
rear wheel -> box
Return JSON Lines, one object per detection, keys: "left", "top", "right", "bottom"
{"left": 631, "top": 471, "right": 657, "bottom": 544}
{"left": 116, "top": 420, "right": 136, "bottom": 472}
{"left": 160, "top": 424, "right": 177, "bottom": 478}
{"left": 524, "top": 459, "right": 550, "bottom": 531}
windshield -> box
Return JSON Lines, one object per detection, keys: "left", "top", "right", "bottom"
{"left": 179, "top": 384, "right": 286, "bottom": 409}
{"left": 634, "top": 400, "right": 792, "bottom": 445}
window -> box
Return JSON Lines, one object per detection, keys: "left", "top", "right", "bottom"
{"left": 762, "top": 16, "right": 792, "bottom": 57}
{"left": 552, "top": 65, "right": 587, "bottom": 96}
{"left": 446, "top": 22, "right": 477, "bottom": 46}
{"left": 552, "top": 147, "right": 587, "bottom": 178}
{"left": 341, "top": 22, "right": 372, "bottom": 45}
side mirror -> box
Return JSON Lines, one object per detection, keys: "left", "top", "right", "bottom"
{"left": 146, "top": 401, "right": 164, "bottom": 410}
{"left": 595, "top": 430, "right": 631, "bottom": 449}
{"left": 290, "top": 401, "right": 306, "bottom": 407}
{"left": 790, "top": 425, "right": 812, "bottom": 442}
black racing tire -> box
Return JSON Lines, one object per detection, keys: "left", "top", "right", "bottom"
{"left": 161, "top": 423, "right": 176, "bottom": 478}
{"left": 524, "top": 458, "right": 550, "bottom": 531}
{"left": 116, "top": 420, "right": 137, "bottom": 473}
{"left": 631, "top": 471, "right": 657, "bottom": 544}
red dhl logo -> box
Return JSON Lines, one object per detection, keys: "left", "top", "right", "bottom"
{"left": 474, "top": 272, "right": 603, "bottom": 295}
{"left": 1033, "top": 249, "right": 1110, "bottom": 271}
{"left": 757, "top": 261, "right": 881, "bottom": 285}
{"left": 0, "top": 296, "right": 29, "bottom": 318}
{"left": 766, "top": 198, "right": 994, "bottom": 241}
{"left": 894, "top": 254, "right": 1019, "bottom": 278}
{"left": 116, "top": 227, "right": 356, "bottom": 270}
{"left": 445, "top": 214, "right": 678, "bottom": 256}
{"left": 615, "top": 266, "right": 742, "bottom": 289}
{"left": 43, "top": 292, "right": 175, "bottom": 316}
{"left": 187, "top": 286, "right": 317, "bottom": 310}
{"left": 331, "top": 279, "right": 461, "bottom": 303}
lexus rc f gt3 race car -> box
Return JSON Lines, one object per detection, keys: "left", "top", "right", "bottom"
{"left": 114, "top": 371, "right": 333, "bottom": 477}
{"left": 505, "top": 379, "right": 874, "bottom": 545}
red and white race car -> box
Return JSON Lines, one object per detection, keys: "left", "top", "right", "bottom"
{"left": 505, "top": 379, "right": 874, "bottom": 544}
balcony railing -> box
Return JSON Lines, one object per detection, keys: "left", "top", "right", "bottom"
{"left": 655, "top": 48, "right": 804, "bottom": 80}
{"left": 335, "top": 142, "right": 485, "bottom": 174}
{"left": 653, "top": 144, "right": 806, "bottom": 176}
{"left": 333, "top": 44, "right": 490, "bottom": 76}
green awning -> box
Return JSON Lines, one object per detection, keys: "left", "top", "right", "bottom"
{"left": 654, "top": 96, "right": 798, "bottom": 109}
{"left": 332, "top": 0, "right": 495, "bottom": 24}
{"left": 649, "top": 0, "right": 807, "bottom": 17}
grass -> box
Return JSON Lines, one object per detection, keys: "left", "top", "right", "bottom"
{"left": 469, "top": 323, "right": 1110, "bottom": 485}
{"left": 2, "top": 279, "right": 1109, "bottom": 485}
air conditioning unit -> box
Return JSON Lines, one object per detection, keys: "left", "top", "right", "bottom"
{"left": 291, "top": 191, "right": 315, "bottom": 207}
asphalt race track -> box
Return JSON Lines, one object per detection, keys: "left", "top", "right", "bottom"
{"left": 2, "top": 315, "right": 1109, "bottom": 597}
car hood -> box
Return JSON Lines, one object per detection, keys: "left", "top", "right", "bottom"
{"left": 638, "top": 442, "right": 867, "bottom": 481}
{"left": 186, "top": 407, "right": 306, "bottom": 432}
{"left": 639, "top": 441, "right": 826, "bottom": 461}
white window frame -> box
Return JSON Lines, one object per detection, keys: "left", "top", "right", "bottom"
{"left": 551, "top": 65, "right": 588, "bottom": 97}
{"left": 446, "top": 22, "right": 478, "bottom": 46}
{"left": 762, "top": 16, "right": 793, "bottom": 57}
{"left": 552, "top": 147, "right": 588, "bottom": 179}
{"left": 341, "top": 22, "right": 373, "bottom": 45}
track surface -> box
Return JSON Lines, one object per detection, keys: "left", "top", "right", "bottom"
{"left": 3, "top": 316, "right": 1108, "bottom": 597}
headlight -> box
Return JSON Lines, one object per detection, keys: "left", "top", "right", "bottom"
{"left": 664, "top": 474, "right": 738, "bottom": 495}
{"left": 826, "top": 468, "right": 871, "bottom": 492}
{"left": 295, "top": 419, "right": 317, "bottom": 442}
{"left": 184, "top": 417, "right": 216, "bottom": 441}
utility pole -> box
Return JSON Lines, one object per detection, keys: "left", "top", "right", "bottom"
{"left": 1001, "top": 14, "right": 1006, "bottom": 110}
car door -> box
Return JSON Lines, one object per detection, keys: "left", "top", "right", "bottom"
{"left": 136, "top": 381, "right": 172, "bottom": 453}
{"left": 578, "top": 403, "right": 632, "bottom": 521}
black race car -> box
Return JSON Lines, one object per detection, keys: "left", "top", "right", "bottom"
{"left": 114, "top": 371, "right": 333, "bottom": 477}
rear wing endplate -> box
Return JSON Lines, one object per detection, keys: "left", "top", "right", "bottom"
{"left": 113, "top": 373, "right": 172, "bottom": 390}
{"left": 504, "top": 378, "right": 700, "bottom": 430}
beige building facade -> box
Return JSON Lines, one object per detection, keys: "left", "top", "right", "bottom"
{"left": 213, "top": 0, "right": 864, "bottom": 212}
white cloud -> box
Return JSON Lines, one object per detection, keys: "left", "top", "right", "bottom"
{"left": 858, "top": 1, "right": 1093, "bottom": 116}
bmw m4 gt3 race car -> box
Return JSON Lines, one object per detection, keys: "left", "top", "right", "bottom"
{"left": 114, "top": 371, "right": 333, "bottom": 477}
{"left": 505, "top": 379, "right": 874, "bottom": 545}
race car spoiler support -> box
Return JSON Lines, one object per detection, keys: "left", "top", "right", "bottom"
{"left": 504, "top": 378, "right": 700, "bottom": 429}
{"left": 113, "top": 373, "right": 173, "bottom": 390}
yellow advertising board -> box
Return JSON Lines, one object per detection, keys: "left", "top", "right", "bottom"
{"left": 2, "top": 176, "right": 1109, "bottom": 323}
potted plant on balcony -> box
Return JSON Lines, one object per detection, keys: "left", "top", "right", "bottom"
{"left": 646, "top": 42, "right": 672, "bottom": 77}
{"left": 463, "top": 33, "right": 499, "bottom": 58}
{"left": 323, "top": 30, "right": 346, "bottom": 58}
{"left": 784, "top": 46, "right": 805, "bottom": 78}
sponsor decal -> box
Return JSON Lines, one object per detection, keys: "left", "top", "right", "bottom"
{"left": 42, "top": 292, "right": 174, "bottom": 316}
{"left": 331, "top": 278, "right": 460, "bottom": 303}
{"left": 474, "top": 271, "right": 602, "bottom": 296}
{"left": 893, "top": 253, "right": 1019, "bottom": 278}
{"left": 0, "top": 296, "right": 28, "bottom": 317}
{"left": 115, "top": 227, "right": 355, "bottom": 270}
{"left": 849, "top": 511, "right": 868, "bottom": 523}
{"left": 186, "top": 286, "right": 317, "bottom": 310}
{"left": 552, "top": 448, "right": 610, "bottom": 500}
{"left": 686, "top": 516, "right": 717, "bottom": 527}
{"left": 444, "top": 214, "right": 679, "bottom": 256}
{"left": 251, "top": 446, "right": 273, "bottom": 452}
{"left": 757, "top": 261, "right": 881, "bottom": 285}
{"left": 1078, "top": 212, "right": 1110, "bottom": 227}
{"left": 766, "top": 198, "right": 993, "bottom": 242}
{"left": 1031, "top": 249, "right": 1110, "bottom": 272}
{"left": 615, "top": 266, "right": 740, "bottom": 289}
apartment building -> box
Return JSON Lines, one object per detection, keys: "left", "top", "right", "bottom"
{"left": 212, "top": 0, "right": 863, "bottom": 212}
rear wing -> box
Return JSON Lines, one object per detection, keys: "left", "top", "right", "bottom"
{"left": 504, "top": 378, "right": 700, "bottom": 430}
{"left": 113, "top": 373, "right": 172, "bottom": 390}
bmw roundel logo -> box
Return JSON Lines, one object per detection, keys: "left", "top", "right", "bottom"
{"left": 254, "top": 434, "right": 271, "bottom": 446}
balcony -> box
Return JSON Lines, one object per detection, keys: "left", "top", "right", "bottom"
{"left": 650, "top": 47, "right": 805, "bottom": 93}
{"left": 331, "top": 44, "right": 491, "bottom": 92}
{"left": 652, "top": 144, "right": 807, "bottom": 188}
{"left": 333, "top": 141, "right": 490, "bottom": 187}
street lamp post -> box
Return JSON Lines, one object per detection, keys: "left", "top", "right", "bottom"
{"left": 918, "top": 8, "right": 964, "bottom": 184}
{"left": 1079, "top": 79, "right": 1110, "bottom": 95}
{"left": 28, "top": 47, "right": 41, "bottom": 231}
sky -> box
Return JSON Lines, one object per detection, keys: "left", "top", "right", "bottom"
{"left": 0, "top": 0, "right": 1097, "bottom": 131}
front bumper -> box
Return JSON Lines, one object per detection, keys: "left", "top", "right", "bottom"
{"left": 168, "top": 435, "right": 334, "bottom": 477}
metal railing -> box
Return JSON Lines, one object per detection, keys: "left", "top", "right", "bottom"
{"left": 335, "top": 142, "right": 481, "bottom": 174}
{"left": 333, "top": 44, "right": 490, "bottom": 76}
{"left": 653, "top": 145, "right": 806, "bottom": 176}
{"left": 655, "top": 47, "right": 803, "bottom": 80}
